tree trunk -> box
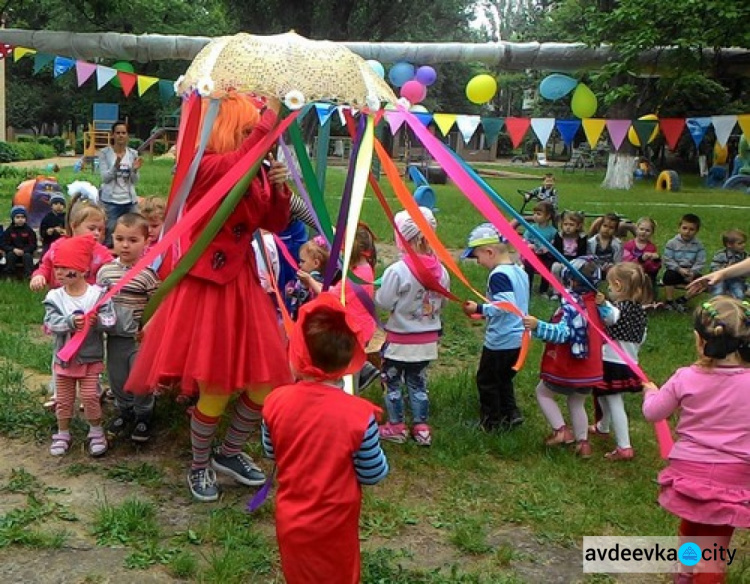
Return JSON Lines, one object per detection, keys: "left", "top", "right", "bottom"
{"left": 602, "top": 152, "right": 635, "bottom": 190}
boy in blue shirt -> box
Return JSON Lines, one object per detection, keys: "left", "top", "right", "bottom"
{"left": 462, "top": 224, "right": 530, "bottom": 431}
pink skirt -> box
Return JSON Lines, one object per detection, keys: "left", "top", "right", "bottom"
{"left": 658, "top": 459, "right": 750, "bottom": 527}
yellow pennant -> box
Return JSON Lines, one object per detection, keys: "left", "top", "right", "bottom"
{"left": 13, "top": 47, "right": 36, "bottom": 61}
{"left": 137, "top": 75, "right": 160, "bottom": 97}
{"left": 582, "top": 118, "right": 607, "bottom": 149}
{"left": 432, "top": 113, "right": 457, "bottom": 137}
{"left": 737, "top": 114, "right": 750, "bottom": 139}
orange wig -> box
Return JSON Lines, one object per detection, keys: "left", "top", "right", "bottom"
{"left": 203, "top": 93, "right": 261, "bottom": 154}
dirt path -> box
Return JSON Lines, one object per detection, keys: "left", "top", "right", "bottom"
{"left": 1, "top": 156, "right": 79, "bottom": 170}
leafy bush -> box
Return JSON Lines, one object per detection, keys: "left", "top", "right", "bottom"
{"left": 75, "top": 138, "right": 84, "bottom": 155}
{"left": 152, "top": 141, "right": 168, "bottom": 156}
{"left": 128, "top": 138, "right": 143, "bottom": 150}
{"left": 0, "top": 142, "right": 19, "bottom": 163}
{"left": 50, "top": 137, "right": 66, "bottom": 155}
{"left": 37, "top": 136, "right": 51, "bottom": 146}
{"left": 16, "top": 135, "right": 34, "bottom": 143}
{"left": 0, "top": 166, "right": 24, "bottom": 179}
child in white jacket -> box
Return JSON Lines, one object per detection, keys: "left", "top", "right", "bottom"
{"left": 375, "top": 207, "right": 450, "bottom": 447}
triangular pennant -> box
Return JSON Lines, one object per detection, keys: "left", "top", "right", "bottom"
{"left": 530, "top": 118, "right": 556, "bottom": 148}
{"left": 711, "top": 115, "right": 737, "bottom": 147}
{"left": 432, "top": 113, "right": 457, "bottom": 136}
{"left": 53, "top": 56, "right": 75, "bottom": 78}
{"left": 455, "top": 115, "right": 481, "bottom": 144}
{"left": 313, "top": 103, "right": 337, "bottom": 126}
{"left": 605, "top": 119, "right": 631, "bottom": 151}
{"left": 658, "top": 118, "right": 686, "bottom": 151}
{"left": 481, "top": 117, "right": 504, "bottom": 146}
{"left": 13, "top": 47, "right": 36, "bottom": 61}
{"left": 117, "top": 71, "right": 137, "bottom": 97}
{"left": 686, "top": 117, "right": 711, "bottom": 148}
{"left": 555, "top": 119, "right": 582, "bottom": 147}
{"left": 137, "top": 75, "right": 160, "bottom": 97}
{"left": 414, "top": 112, "right": 433, "bottom": 127}
{"left": 737, "top": 114, "right": 750, "bottom": 139}
{"left": 297, "top": 102, "right": 314, "bottom": 122}
{"left": 632, "top": 119, "right": 659, "bottom": 150}
{"left": 505, "top": 117, "right": 531, "bottom": 149}
{"left": 32, "top": 53, "right": 54, "bottom": 74}
{"left": 0, "top": 44, "right": 13, "bottom": 60}
{"left": 96, "top": 65, "right": 118, "bottom": 90}
{"left": 582, "top": 118, "right": 606, "bottom": 149}
{"left": 385, "top": 110, "right": 406, "bottom": 135}
{"left": 158, "top": 79, "right": 176, "bottom": 102}
{"left": 75, "top": 61, "right": 97, "bottom": 87}
{"left": 336, "top": 105, "right": 347, "bottom": 127}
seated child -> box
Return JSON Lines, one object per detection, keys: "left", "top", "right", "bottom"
{"left": 709, "top": 229, "right": 747, "bottom": 299}
{"left": 39, "top": 194, "right": 67, "bottom": 257}
{"left": 376, "top": 208, "right": 449, "bottom": 446}
{"left": 2, "top": 206, "right": 37, "bottom": 278}
{"left": 623, "top": 216, "right": 661, "bottom": 292}
{"left": 587, "top": 213, "right": 623, "bottom": 276}
{"left": 289, "top": 236, "right": 330, "bottom": 320}
{"left": 524, "top": 173, "right": 558, "bottom": 220}
{"left": 551, "top": 210, "right": 588, "bottom": 286}
{"left": 522, "top": 201, "right": 557, "bottom": 296}
{"left": 262, "top": 294, "right": 389, "bottom": 584}
{"left": 663, "top": 213, "right": 706, "bottom": 312}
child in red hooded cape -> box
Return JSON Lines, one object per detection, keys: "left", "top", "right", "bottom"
{"left": 261, "top": 294, "right": 389, "bottom": 584}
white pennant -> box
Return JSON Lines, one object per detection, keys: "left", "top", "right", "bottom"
{"left": 96, "top": 65, "right": 118, "bottom": 90}
{"left": 531, "top": 118, "right": 556, "bottom": 148}
{"left": 711, "top": 115, "right": 737, "bottom": 147}
{"left": 455, "top": 115, "right": 481, "bottom": 144}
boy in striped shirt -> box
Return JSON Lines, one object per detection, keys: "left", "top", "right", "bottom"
{"left": 98, "top": 213, "right": 161, "bottom": 443}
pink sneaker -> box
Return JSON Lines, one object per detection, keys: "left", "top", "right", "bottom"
{"left": 605, "top": 447, "right": 634, "bottom": 461}
{"left": 575, "top": 440, "right": 593, "bottom": 459}
{"left": 412, "top": 424, "right": 432, "bottom": 447}
{"left": 588, "top": 424, "right": 610, "bottom": 438}
{"left": 545, "top": 425, "right": 575, "bottom": 446}
{"left": 379, "top": 422, "right": 408, "bottom": 444}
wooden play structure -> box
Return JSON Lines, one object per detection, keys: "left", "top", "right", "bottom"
{"left": 82, "top": 103, "right": 120, "bottom": 167}
{"left": 138, "top": 109, "right": 180, "bottom": 158}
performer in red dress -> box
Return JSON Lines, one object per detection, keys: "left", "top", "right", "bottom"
{"left": 127, "top": 94, "right": 293, "bottom": 501}
{"left": 262, "top": 294, "right": 389, "bottom": 584}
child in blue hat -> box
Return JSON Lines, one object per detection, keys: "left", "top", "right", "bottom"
{"left": 1, "top": 206, "right": 37, "bottom": 278}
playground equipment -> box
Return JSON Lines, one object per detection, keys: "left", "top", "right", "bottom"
{"left": 139, "top": 109, "right": 180, "bottom": 157}
{"left": 83, "top": 103, "right": 119, "bottom": 168}
{"left": 655, "top": 170, "right": 681, "bottom": 192}
{"left": 407, "top": 165, "right": 437, "bottom": 210}
{"left": 12, "top": 176, "right": 64, "bottom": 229}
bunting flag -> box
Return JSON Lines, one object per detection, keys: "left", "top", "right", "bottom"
{"left": 606, "top": 119, "right": 631, "bottom": 151}
{"left": 385, "top": 109, "right": 406, "bottom": 135}
{"left": 313, "top": 103, "right": 337, "bottom": 126}
{"left": 505, "top": 117, "right": 531, "bottom": 148}
{"left": 13, "top": 47, "right": 35, "bottom": 61}
{"left": 137, "top": 75, "right": 160, "bottom": 97}
{"left": 480, "top": 117, "right": 504, "bottom": 146}
{"left": 711, "top": 115, "right": 737, "bottom": 147}
{"left": 96, "top": 65, "right": 118, "bottom": 90}
{"left": 75, "top": 60, "right": 97, "bottom": 86}
{"left": 632, "top": 118, "right": 659, "bottom": 150}
{"left": 659, "top": 118, "right": 686, "bottom": 151}
{"left": 555, "top": 119, "right": 582, "bottom": 146}
{"left": 686, "top": 117, "right": 712, "bottom": 147}
{"left": 53, "top": 56, "right": 75, "bottom": 78}
{"left": 413, "top": 112, "right": 433, "bottom": 127}
{"left": 582, "top": 118, "right": 606, "bottom": 149}
{"left": 118, "top": 71, "right": 138, "bottom": 97}
{"left": 433, "top": 113, "right": 457, "bottom": 136}
{"left": 738, "top": 114, "right": 750, "bottom": 139}
{"left": 0, "top": 44, "right": 13, "bottom": 59}
{"left": 530, "top": 118, "right": 555, "bottom": 148}
{"left": 158, "top": 79, "right": 176, "bottom": 102}
{"left": 455, "top": 115, "right": 481, "bottom": 144}
{"left": 33, "top": 53, "right": 54, "bottom": 74}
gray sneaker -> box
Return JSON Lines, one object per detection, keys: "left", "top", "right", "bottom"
{"left": 211, "top": 451, "right": 266, "bottom": 486}
{"left": 187, "top": 468, "right": 219, "bottom": 502}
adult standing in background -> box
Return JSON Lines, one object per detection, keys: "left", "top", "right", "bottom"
{"left": 99, "top": 121, "right": 141, "bottom": 247}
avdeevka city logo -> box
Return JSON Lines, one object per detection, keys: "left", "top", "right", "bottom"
{"left": 679, "top": 542, "right": 701, "bottom": 567}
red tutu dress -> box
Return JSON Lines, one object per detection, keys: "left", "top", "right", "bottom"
{"left": 127, "top": 110, "right": 293, "bottom": 396}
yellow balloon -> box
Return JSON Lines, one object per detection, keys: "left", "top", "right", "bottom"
{"left": 628, "top": 114, "right": 659, "bottom": 146}
{"left": 571, "top": 84, "right": 598, "bottom": 118}
{"left": 466, "top": 74, "right": 498, "bottom": 105}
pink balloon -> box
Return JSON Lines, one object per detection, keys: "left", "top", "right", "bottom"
{"left": 400, "top": 80, "right": 427, "bottom": 104}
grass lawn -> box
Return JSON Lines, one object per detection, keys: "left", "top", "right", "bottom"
{"left": 0, "top": 157, "right": 749, "bottom": 583}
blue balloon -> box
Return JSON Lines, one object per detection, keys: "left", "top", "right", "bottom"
{"left": 366, "top": 59, "right": 385, "bottom": 79}
{"left": 388, "top": 62, "right": 415, "bottom": 88}
{"left": 539, "top": 74, "right": 578, "bottom": 101}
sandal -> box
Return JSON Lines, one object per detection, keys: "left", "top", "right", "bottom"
{"left": 50, "top": 433, "right": 71, "bottom": 456}
{"left": 88, "top": 431, "right": 108, "bottom": 457}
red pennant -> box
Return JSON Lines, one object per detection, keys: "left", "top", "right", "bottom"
{"left": 659, "top": 118, "right": 686, "bottom": 151}
{"left": 505, "top": 117, "right": 531, "bottom": 149}
{"left": 0, "top": 44, "right": 13, "bottom": 59}
{"left": 117, "top": 71, "right": 137, "bottom": 97}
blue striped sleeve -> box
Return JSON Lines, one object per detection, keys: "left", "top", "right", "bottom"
{"left": 353, "top": 415, "right": 389, "bottom": 485}
{"left": 534, "top": 318, "right": 571, "bottom": 344}
{"left": 261, "top": 421, "right": 275, "bottom": 460}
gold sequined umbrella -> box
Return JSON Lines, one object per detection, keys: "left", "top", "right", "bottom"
{"left": 175, "top": 31, "right": 397, "bottom": 109}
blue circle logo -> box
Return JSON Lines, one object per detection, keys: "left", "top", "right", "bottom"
{"left": 679, "top": 542, "right": 702, "bottom": 567}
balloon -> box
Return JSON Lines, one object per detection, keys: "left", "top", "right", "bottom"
{"left": 466, "top": 74, "right": 497, "bottom": 105}
{"left": 628, "top": 114, "right": 659, "bottom": 146}
{"left": 539, "top": 74, "right": 578, "bottom": 100}
{"left": 570, "top": 83, "right": 598, "bottom": 118}
{"left": 415, "top": 66, "right": 437, "bottom": 86}
{"left": 400, "top": 80, "right": 427, "bottom": 104}
{"left": 110, "top": 61, "right": 135, "bottom": 89}
{"left": 366, "top": 59, "right": 385, "bottom": 79}
{"left": 388, "top": 62, "right": 415, "bottom": 88}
